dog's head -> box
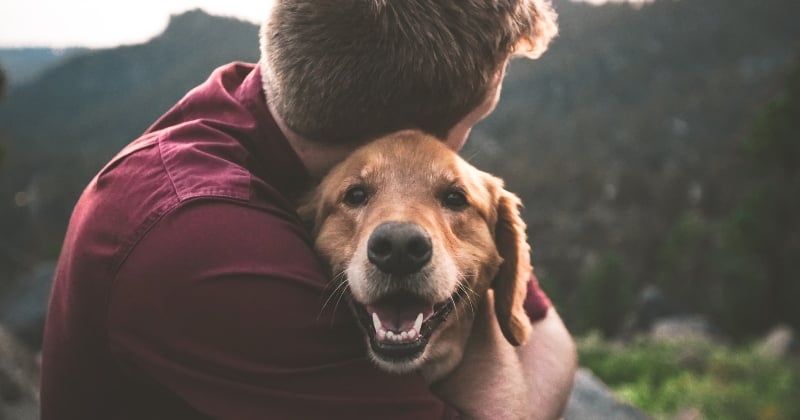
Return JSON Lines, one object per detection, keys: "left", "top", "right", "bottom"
{"left": 300, "top": 131, "right": 532, "bottom": 375}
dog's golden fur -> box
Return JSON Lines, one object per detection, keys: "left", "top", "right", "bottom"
{"left": 299, "top": 131, "right": 533, "bottom": 382}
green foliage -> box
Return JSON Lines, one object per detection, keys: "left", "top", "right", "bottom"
{"left": 578, "top": 333, "right": 800, "bottom": 419}
{"left": 727, "top": 63, "right": 800, "bottom": 332}
{"left": 654, "top": 213, "right": 716, "bottom": 311}
{"left": 711, "top": 196, "right": 774, "bottom": 335}
{"left": 573, "top": 253, "right": 634, "bottom": 336}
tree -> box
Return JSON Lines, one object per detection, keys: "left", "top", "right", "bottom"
{"left": 718, "top": 58, "right": 800, "bottom": 335}
{"left": 654, "top": 58, "right": 800, "bottom": 338}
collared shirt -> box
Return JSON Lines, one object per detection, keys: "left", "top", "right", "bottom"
{"left": 40, "top": 62, "right": 550, "bottom": 419}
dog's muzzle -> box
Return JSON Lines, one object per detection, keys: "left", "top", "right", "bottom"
{"left": 349, "top": 221, "right": 460, "bottom": 363}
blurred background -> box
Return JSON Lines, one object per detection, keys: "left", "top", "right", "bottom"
{"left": 0, "top": 0, "right": 798, "bottom": 418}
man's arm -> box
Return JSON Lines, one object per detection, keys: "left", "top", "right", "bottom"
{"left": 432, "top": 291, "right": 577, "bottom": 420}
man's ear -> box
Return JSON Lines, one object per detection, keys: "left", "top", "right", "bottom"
{"left": 493, "top": 187, "right": 533, "bottom": 346}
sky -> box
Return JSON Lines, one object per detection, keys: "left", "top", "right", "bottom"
{"left": 0, "top": 0, "right": 274, "bottom": 48}
{"left": 0, "top": 0, "right": 651, "bottom": 49}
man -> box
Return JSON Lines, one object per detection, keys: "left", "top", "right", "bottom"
{"left": 41, "top": 0, "right": 575, "bottom": 418}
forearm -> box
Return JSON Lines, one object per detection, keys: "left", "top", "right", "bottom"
{"left": 432, "top": 294, "right": 577, "bottom": 419}
{"left": 519, "top": 307, "right": 578, "bottom": 419}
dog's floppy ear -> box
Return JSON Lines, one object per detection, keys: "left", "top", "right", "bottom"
{"left": 492, "top": 184, "right": 533, "bottom": 346}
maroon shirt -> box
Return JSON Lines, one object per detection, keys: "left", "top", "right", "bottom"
{"left": 41, "top": 62, "right": 551, "bottom": 419}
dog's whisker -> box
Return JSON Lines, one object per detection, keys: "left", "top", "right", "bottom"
{"left": 320, "top": 273, "right": 347, "bottom": 309}
{"left": 459, "top": 287, "right": 474, "bottom": 315}
{"left": 449, "top": 293, "right": 460, "bottom": 321}
{"left": 324, "top": 270, "right": 347, "bottom": 291}
{"left": 318, "top": 271, "right": 349, "bottom": 320}
{"left": 330, "top": 283, "right": 351, "bottom": 326}
{"left": 460, "top": 288, "right": 475, "bottom": 317}
{"left": 456, "top": 279, "right": 478, "bottom": 317}
{"left": 327, "top": 271, "right": 347, "bottom": 292}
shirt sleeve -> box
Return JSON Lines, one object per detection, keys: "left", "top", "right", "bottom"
{"left": 524, "top": 273, "right": 552, "bottom": 322}
{"left": 107, "top": 200, "right": 459, "bottom": 420}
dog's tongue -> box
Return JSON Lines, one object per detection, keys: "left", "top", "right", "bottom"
{"left": 366, "top": 295, "right": 434, "bottom": 333}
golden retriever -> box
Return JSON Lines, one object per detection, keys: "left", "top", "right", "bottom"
{"left": 299, "top": 130, "right": 532, "bottom": 382}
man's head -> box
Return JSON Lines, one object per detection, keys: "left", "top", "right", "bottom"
{"left": 260, "top": 0, "right": 558, "bottom": 146}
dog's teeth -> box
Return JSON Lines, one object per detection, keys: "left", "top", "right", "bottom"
{"left": 372, "top": 312, "right": 382, "bottom": 332}
{"left": 372, "top": 312, "right": 424, "bottom": 343}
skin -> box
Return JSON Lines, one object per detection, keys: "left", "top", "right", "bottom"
{"left": 275, "top": 60, "right": 577, "bottom": 419}
{"left": 433, "top": 295, "right": 576, "bottom": 420}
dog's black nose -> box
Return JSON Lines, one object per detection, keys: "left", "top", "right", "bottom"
{"left": 368, "top": 222, "right": 432, "bottom": 275}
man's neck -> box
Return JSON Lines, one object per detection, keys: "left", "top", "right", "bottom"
{"left": 267, "top": 101, "right": 355, "bottom": 181}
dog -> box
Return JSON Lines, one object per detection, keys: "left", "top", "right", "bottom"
{"left": 299, "top": 130, "right": 533, "bottom": 382}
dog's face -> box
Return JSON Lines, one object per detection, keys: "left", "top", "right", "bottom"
{"left": 300, "top": 131, "right": 532, "bottom": 378}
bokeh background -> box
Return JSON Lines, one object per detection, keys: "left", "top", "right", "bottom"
{"left": 1, "top": 0, "right": 798, "bottom": 418}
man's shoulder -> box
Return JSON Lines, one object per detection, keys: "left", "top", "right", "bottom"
{"left": 66, "top": 123, "right": 293, "bottom": 283}
{"left": 137, "top": 61, "right": 304, "bottom": 206}
{"left": 57, "top": 59, "right": 307, "bottom": 300}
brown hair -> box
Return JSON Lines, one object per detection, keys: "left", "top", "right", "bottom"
{"left": 260, "top": 0, "right": 557, "bottom": 144}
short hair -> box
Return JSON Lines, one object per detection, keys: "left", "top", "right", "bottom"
{"left": 260, "top": 0, "right": 558, "bottom": 145}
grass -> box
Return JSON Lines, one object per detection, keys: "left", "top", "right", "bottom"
{"left": 576, "top": 333, "right": 800, "bottom": 419}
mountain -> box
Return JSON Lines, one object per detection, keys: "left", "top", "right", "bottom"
{"left": 1, "top": 10, "right": 259, "bottom": 161}
{"left": 1, "top": 1, "right": 799, "bottom": 338}
{"left": 0, "top": 48, "right": 88, "bottom": 87}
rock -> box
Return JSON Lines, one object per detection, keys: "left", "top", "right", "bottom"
{"left": 756, "top": 325, "right": 797, "bottom": 359}
{"left": 649, "top": 315, "right": 717, "bottom": 343}
{"left": 672, "top": 407, "right": 703, "bottom": 420}
{"left": 0, "top": 323, "right": 39, "bottom": 420}
{"left": 564, "top": 368, "right": 650, "bottom": 420}
{"left": 622, "top": 285, "right": 679, "bottom": 335}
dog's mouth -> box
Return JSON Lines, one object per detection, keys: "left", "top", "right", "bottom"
{"left": 351, "top": 292, "right": 460, "bottom": 362}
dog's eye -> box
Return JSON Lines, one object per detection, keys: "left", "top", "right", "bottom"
{"left": 442, "top": 189, "right": 468, "bottom": 210}
{"left": 343, "top": 186, "right": 369, "bottom": 207}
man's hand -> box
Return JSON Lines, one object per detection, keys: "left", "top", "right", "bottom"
{"left": 431, "top": 291, "right": 577, "bottom": 419}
